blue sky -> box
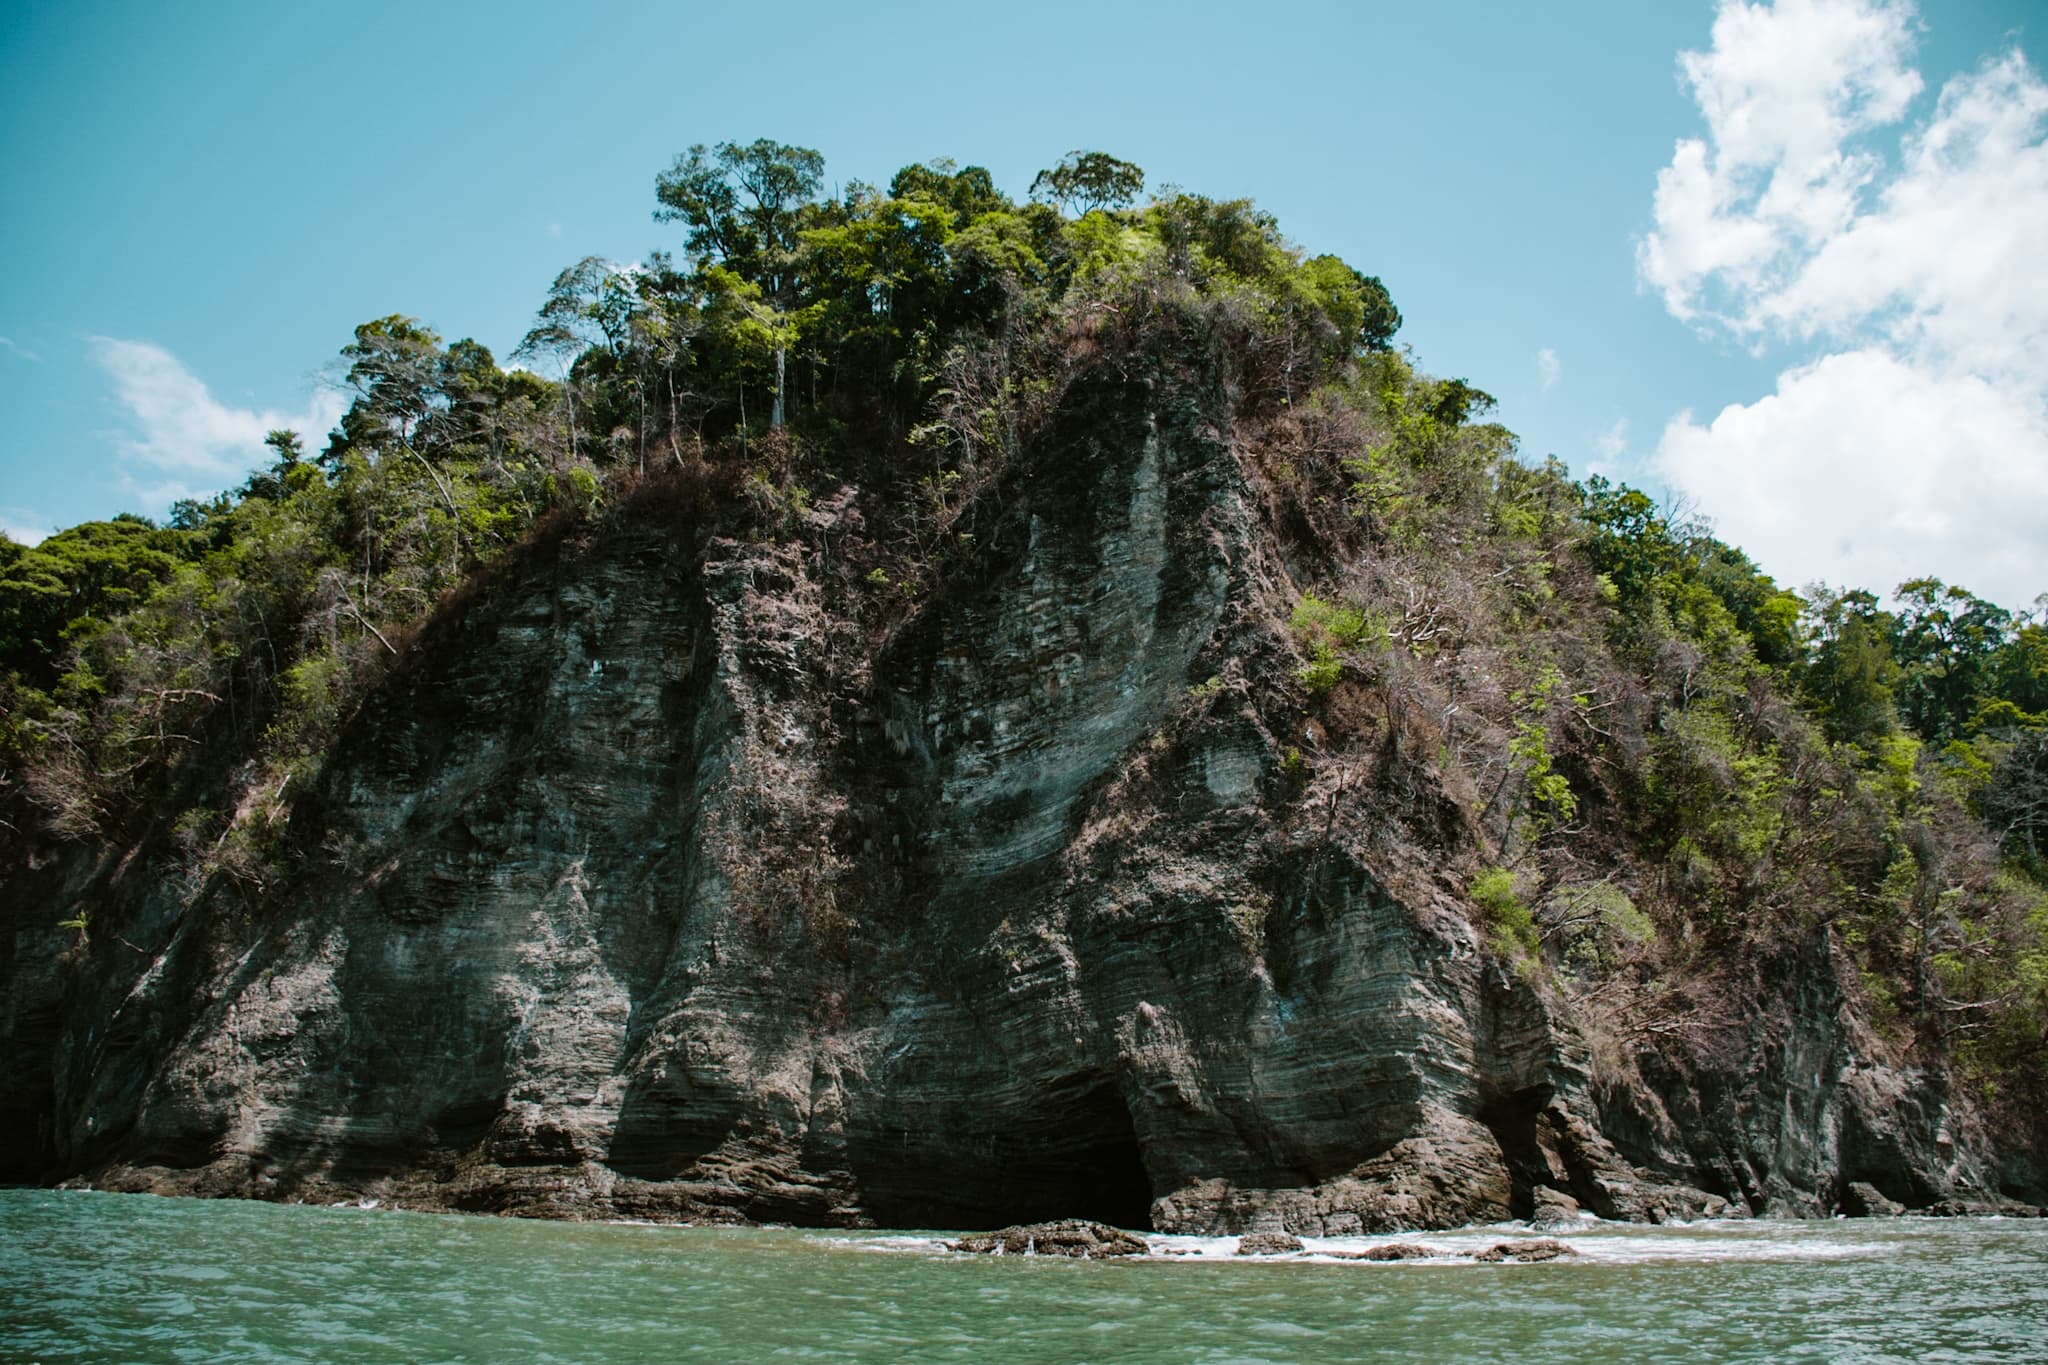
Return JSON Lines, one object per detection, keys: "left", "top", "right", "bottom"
{"left": 2, "top": 0, "right": 2042, "bottom": 608}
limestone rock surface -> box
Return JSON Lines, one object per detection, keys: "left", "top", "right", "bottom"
{"left": 0, "top": 353, "right": 2024, "bottom": 1232}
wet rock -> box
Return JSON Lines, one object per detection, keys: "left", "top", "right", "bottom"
{"left": 950, "top": 1220, "right": 1148, "bottom": 1258}
{"left": 1337, "top": 1242, "right": 1441, "bottom": 1261}
{"left": 1154, "top": 1110, "right": 1520, "bottom": 1236}
{"left": 1840, "top": 1181, "right": 1904, "bottom": 1218}
{"left": 1234, "top": 1231, "right": 1304, "bottom": 1256}
{"left": 1921, "top": 1195, "right": 2046, "bottom": 1218}
{"left": 1571, "top": 1157, "right": 1740, "bottom": 1223}
{"left": 1473, "top": 1238, "right": 1576, "bottom": 1263}
{"left": 1530, "top": 1186, "right": 1583, "bottom": 1228}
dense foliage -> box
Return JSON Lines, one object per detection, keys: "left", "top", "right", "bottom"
{"left": 3, "top": 141, "right": 2041, "bottom": 1126}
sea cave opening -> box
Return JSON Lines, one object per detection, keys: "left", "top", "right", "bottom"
{"left": 854, "top": 1079, "right": 1155, "bottom": 1232}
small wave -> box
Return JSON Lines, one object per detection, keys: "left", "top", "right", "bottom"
{"left": 816, "top": 1233, "right": 954, "bottom": 1255}
{"left": 810, "top": 1220, "right": 1906, "bottom": 1269}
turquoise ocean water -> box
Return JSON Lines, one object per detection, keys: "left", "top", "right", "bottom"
{"left": 3, "top": 1189, "right": 2045, "bottom": 1363}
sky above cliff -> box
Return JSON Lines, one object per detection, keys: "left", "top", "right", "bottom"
{"left": 2, "top": 0, "right": 2042, "bottom": 609}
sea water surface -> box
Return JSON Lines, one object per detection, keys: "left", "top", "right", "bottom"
{"left": 3, "top": 1189, "right": 2045, "bottom": 1363}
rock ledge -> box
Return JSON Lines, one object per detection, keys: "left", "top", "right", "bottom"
{"left": 950, "top": 1220, "right": 1148, "bottom": 1258}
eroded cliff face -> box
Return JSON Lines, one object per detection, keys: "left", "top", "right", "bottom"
{"left": 0, "top": 360, "right": 2015, "bottom": 1231}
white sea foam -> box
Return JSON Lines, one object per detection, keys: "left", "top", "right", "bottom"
{"left": 839, "top": 1219, "right": 1906, "bottom": 1266}
{"left": 1138, "top": 1220, "right": 1898, "bottom": 1266}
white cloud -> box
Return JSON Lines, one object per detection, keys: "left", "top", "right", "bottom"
{"left": 3, "top": 507, "right": 54, "bottom": 545}
{"left": 1537, "top": 347, "right": 1562, "bottom": 390}
{"left": 1639, "top": 0, "right": 1923, "bottom": 327}
{"left": 1764, "top": 50, "right": 2048, "bottom": 376}
{"left": 1656, "top": 349, "right": 2048, "bottom": 607}
{"left": 90, "top": 338, "right": 346, "bottom": 507}
{"left": 0, "top": 336, "right": 42, "bottom": 362}
{"left": 1641, "top": 0, "right": 2048, "bottom": 608}
{"left": 1584, "top": 418, "right": 1628, "bottom": 480}
{"left": 1594, "top": 418, "right": 1629, "bottom": 462}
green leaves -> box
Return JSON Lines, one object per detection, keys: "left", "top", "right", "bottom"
{"left": 1289, "top": 593, "right": 1388, "bottom": 694}
{"left": 1892, "top": 577, "right": 2013, "bottom": 745}
{"left": 1470, "top": 867, "right": 1540, "bottom": 963}
{"left": 655, "top": 140, "right": 826, "bottom": 280}
{"left": 1298, "top": 255, "right": 1401, "bottom": 353}
{"left": 1029, "top": 150, "right": 1144, "bottom": 215}
{"left": 1508, "top": 670, "right": 1580, "bottom": 832}
{"left": 0, "top": 516, "right": 192, "bottom": 689}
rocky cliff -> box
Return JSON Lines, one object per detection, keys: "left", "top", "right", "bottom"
{"left": 1, "top": 347, "right": 2034, "bottom": 1231}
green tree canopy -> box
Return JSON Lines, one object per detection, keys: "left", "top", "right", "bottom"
{"left": 1891, "top": 577, "right": 2012, "bottom": 745}
{"left": 654, "top": 140, "right": 825, "bottom": 287}
{"left": 0, "top": 515, "right": 191, "bottom": 688}
{"left": 1803, "top": 587, "right": 1900, "bottom": 744}
{"left": 1030, "top": 150, "right": 1145, "bottom": 215}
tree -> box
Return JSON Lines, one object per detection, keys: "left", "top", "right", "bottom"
{"left": 800, "top": 188, "right": 961, "bottom": 413}
{"left": 330, "top": 316, "right": 464, "bottom": 565}
{"left": 1293, "top": 257, "right": 1396, "bottom": 349}
{"left": 1802, "top": 587, "right": 1899, "bottom": 744}
{"left": 515, "top": 257, "right": 650, "bottom": 464}
{"left": 0, "top": 516, "right": 189, "bottom": 687}
{"left": 888, "top": 159, "right": 1007, "bottom": 227}
{"left": 435, "top": 339, "right": 506, "bottom": 451}
{"left": 656, "top": 140, "right": 825, "bottom": 274}
{"left": 332, "top": 316, "right": 445, "bottom": 459}
{"left": 234, "top": 430, "right": 309, "bottom": 506}
{"left": 1030, "top": 150, "right": 1145, "bottom": 215}
{"left": 1991, "top": 617, "right": 2048, "bottom": 720}
{"left": 1891, "top": 578, "right": 2011, "bottom": 744}
{"left": 654, "top": 140, "right": 825, "bottom": 428}
{"left": 697, "top": 267, "right": 798, "bottom": 447}
{"left": 1353, "top": 272, "right": 1401, "bottom": 352}
{"left": 265, "top": 429, "right": 305, "bottom": 467}
{"left": 1982, "top": 726, "right": 2048, "bottom": 862}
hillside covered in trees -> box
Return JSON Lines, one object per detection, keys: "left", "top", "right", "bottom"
{"left": 1, "top": 142, "right": 2043, "bottom": 1223}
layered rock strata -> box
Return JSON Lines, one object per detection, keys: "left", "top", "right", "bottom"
{"left": 1, "top": 360, "right": 2019, "bottom": 1231}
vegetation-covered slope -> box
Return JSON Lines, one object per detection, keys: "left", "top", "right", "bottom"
{"left": 2, "top": 143, "right": 2043, "bottom": 1212}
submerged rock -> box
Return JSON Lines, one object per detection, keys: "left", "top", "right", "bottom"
{"left": 1921, "top": 1195, "right": 2045, "bottom": 1218}
{"left": 950, "top": 1220, "right": 1148, "bottom": 1258}
{"left": 1473, "top": 1239, "right": 1576, "bottom": 1263}
{"left": 1337, "top": 1242, "right": 1442, "bottom": 1261}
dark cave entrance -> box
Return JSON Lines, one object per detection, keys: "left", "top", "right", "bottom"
{"left": 853, "top": 1079, "right": 1155, "bottom": 1232}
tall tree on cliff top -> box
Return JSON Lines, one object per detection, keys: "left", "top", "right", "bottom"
{"left": 1029, "top": 150, "right": 1145, "bottom": 215}
{"left": 516, "top": 256, "right": 652, "bottom": 469}
{"left": 654, "top": 140, "right": 824, "bottom": 428}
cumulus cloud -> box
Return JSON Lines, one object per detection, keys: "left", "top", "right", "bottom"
{"left": 90, "top": 338, "right": 346, "bottom": 508}
{"left": 1639, "top": 0, "right": 2048, "bottom": 609}
{"left": 1657, "top": 349, "right": 2048, "bottom": 602}
{"left": 1537, "top": 347, "right": 1562, "bottom": 391}
{"left": 1639, "top": 0, "right": 1923, "bottom": 327}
